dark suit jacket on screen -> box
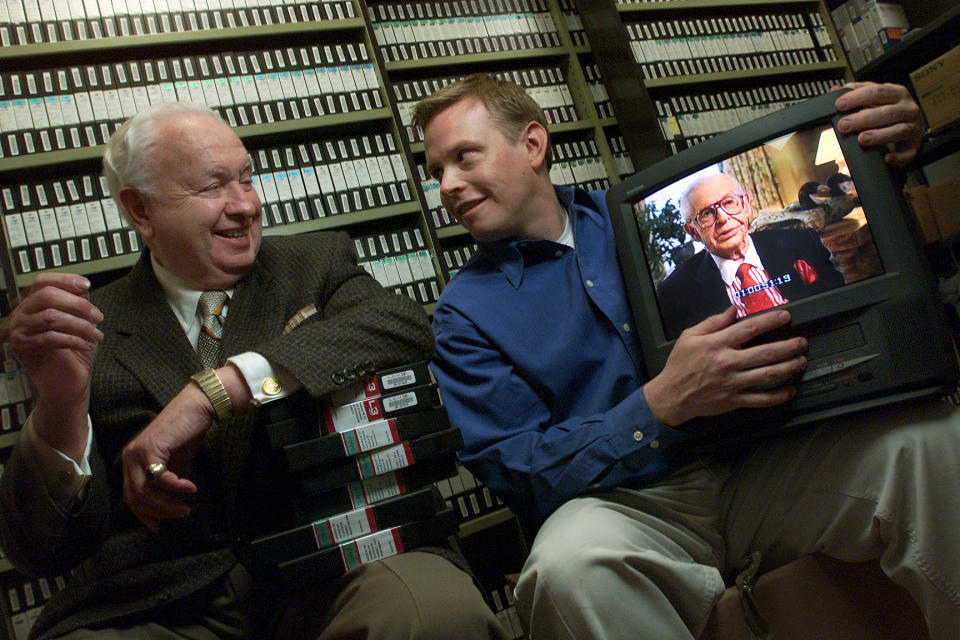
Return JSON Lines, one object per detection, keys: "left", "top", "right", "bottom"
{"left": 0, "top": 231, "right": 435, "bottom": 639}
{"left": 656, "top": 228, "right": 845, "bottom": 340}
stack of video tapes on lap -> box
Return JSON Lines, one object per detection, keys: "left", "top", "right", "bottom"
{"left": 250, "top": 360, "right": 462, "bottom": 591}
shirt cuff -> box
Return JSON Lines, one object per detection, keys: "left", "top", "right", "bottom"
{"left": 22, "top": 412, "right": 92, "bottom": 507}
{"left": 228, "top": 351, "right": 302, "bottom": 407}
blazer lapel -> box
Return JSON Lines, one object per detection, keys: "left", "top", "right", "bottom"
{"left": 112, "top": 258, "right": 200, "bottom": 408}
{"left": 694, "top": 252, "right": 731, "bottom": 312}
{"left": 209, "top": 260, "right": 285, "bottom": 513}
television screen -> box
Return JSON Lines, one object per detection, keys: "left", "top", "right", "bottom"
{"left": 640, "top": 119, "right": 883, "bottom": 341}
{"left": 607, "top": 90, "right": 957, "bottom": 433}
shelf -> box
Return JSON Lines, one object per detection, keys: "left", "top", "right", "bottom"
{"left": 12, "top": 254, "right": 139, "bottom": 289}
{"left": 262, "top": 202, "right": 422, "bottom": 237}
{"left": 0, "top": 19, "right": 366, "bottom": 67}
{"left": 617, "top": 0, "right": 820, "bottom": 11}
{"left": 8, "top": 202, "right": 422, "bottom": 288}
{"left": 406, "top": 119, "right": 597, "bottom": 156}
{"left": 384, "top": 47, "right": 570, "bottom": 73}
{"left": 458, "top": 506, "right": 516, "bottom": 538}
{"left": 0, "top": 432, "right": 19, "bottom": 449}
{"left": 643, "top": 60, "right": 847, "bottom": 89}
{"left": 437, "top": 225, "right": 469, "bottom": 240}
{"left": 853, "top": 3, "right": 960, "bottom": 84}
{"left": 916, "top": 127, "right": 960, "bottom": 167}
{"left": 0, "top": 110, "right": 395, "bottom": 175}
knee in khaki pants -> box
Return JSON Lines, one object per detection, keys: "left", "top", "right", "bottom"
{"left": 275, "top": 551, "right": 509, "bottom": 640}
{"left": 702, "top": 554, "right": 930, "bottom": 640}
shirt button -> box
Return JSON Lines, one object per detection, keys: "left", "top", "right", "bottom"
{"left": 650, "top": 440, "right": 660, "bottom": 449}
{"left": 623, "top": 323, "right": 631, "bottom": 333}
{"left": 633, "top": 430, "right": 643, "bottom": 442}
{"left": 554, "top": 250, "right": 563, "bottom": 258}
{"left": 585, "top": 279, "right": 595, "bottom": 287}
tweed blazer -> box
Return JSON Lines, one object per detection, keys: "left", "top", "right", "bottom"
{"left": 0, "top": 231, "right": 435, "bottom": 639}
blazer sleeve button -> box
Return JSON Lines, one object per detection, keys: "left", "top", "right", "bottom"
{"left": 332, "top": 372, "right": 346, "bottom": 384}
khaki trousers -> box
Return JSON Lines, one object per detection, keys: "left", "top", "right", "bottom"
{"left": 55, "top": 551, "right": 509, "bottom": 640}
{"left": 516, "top": 398, "right": 960, "bottom": 640}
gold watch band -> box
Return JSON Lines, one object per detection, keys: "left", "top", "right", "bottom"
{"left": 190, "top": 369, "right": 233, "bottom": 422}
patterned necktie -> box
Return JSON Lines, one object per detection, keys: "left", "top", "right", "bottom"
{"left": 735, "top": 263, "right": 782, "bottom": 315}
{"left": 197, "top": 290, "right": 228, "bottom": 369}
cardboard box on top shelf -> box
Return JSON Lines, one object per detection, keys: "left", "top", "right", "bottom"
{"left": 910, "top": 44, "right": 960, "bottom": 133}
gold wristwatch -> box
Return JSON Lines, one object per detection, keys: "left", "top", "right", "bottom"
{"left": 190, "top": 369, "right": 233, "bottom": 421}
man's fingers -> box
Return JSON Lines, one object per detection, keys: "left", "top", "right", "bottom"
{"left": 722, "top": 309, "right": 793, "bottom": 348}
{"left": 736, "top": 353, "right": 807, "bottom": 388}
{"left": 34, "top": 309, "right": 104, "bottom": 343}
{"left": 13, "top": 286, "right": 103, "bottom": 337}
{"left": 733, "top": 386, "right": 799, "bottom": 409}
{"left": 34, "top": 286, "right": 103, "bottom": 322}
{"left": 24, "top": 273, "right": 92, "bottom": 298}
{"left": 123, "top": 465, "right": 196, "bottom": 531}
{"left": 835, "top": 82, "right": 906, "bottom": 111}
{"left": 685, "top": 305, "right": 738, "bottom": 337}
{"left": 885, "top": 146, "right": 921, "bottom": 168}
{"left": 739, "top": 334, "right": 808, "bottom": 368}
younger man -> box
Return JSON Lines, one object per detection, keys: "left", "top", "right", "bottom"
{"left": 417, "top": 74, "right": 959, "bottom": 640}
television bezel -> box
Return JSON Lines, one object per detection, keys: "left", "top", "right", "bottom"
{"left": 606, "top": 89, "right": 940, "bottom": 381}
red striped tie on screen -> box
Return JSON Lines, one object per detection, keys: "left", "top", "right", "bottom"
{"left": 736, "top": 263, "right": 782, "bottom": 315}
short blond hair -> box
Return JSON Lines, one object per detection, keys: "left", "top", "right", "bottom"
{"left": 412, "top": 73, "right": 552, "bottom": 168}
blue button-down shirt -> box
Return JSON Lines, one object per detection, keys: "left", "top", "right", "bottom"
{"left": 431, "top": 186, "right": 685, "bottom": 527}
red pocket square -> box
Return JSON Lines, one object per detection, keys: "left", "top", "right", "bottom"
{"left": 793, "top": 259, "right": 819, "bottom": 285}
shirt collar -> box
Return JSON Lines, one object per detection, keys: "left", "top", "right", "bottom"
{"left": 151, "top": 255, "right": 234, "bottom": 334}
{"left": 477, "top": 185, "right": 586, "bottom": 289}
{"left": 710, "top": 235, "right": 762, "bottom": 285}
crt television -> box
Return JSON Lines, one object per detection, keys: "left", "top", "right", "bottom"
{"left": 606, "top": 89, "right": 958, "bottom": 433}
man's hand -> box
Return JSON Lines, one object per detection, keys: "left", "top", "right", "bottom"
{"left": 834, "top": 82, "right": 924, "bottom": 167}
{"left": 8, "top": 273, "right": 102, "bottom": 399}
{"left": 644, "top": 307, "right": 808, "bottom": 427}
{"left": 121, "top": 364, "right": 251, "bottom": 532}
{"left": 7, "top": 273, "right": 103, "bottom": 460}
{"left": 120, "top": 382, "right": 213, "bottom": 532}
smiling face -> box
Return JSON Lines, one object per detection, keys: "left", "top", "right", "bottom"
{"left": 122, "top": 113, "right": 262, "bottom": 289}
{"left": 423, "top": 97, "right": 551, "bottom": 243}
{"left": 683, "top": 173, "right": 753, "bottom": 262}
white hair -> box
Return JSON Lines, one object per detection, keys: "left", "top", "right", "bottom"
{"left": 679, "top": 173, "right": 742, "bottom": 223}
{"left": 102, "top": 102, "right": 225, "bottom": 209}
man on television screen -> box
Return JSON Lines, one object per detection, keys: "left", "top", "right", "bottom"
{"left": 657, "top": 173, "right": 846, "bottom": 339}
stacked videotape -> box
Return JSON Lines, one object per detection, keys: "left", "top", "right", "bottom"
{"left": 247, "top": 361, "right": 462, "bottom": 591}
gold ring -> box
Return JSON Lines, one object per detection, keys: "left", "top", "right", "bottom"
{"left": 145, "top": 462, "right": 167, "bottom": 482}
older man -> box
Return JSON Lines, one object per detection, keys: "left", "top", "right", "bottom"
{"left": 656, "top": 173, "right": 846, "bottom": 338}
{"left": 418, "top": 74, "right": 960, "bottom": 640}
{"left": 0, "top": 103, "right": 507, "bottom": 640}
